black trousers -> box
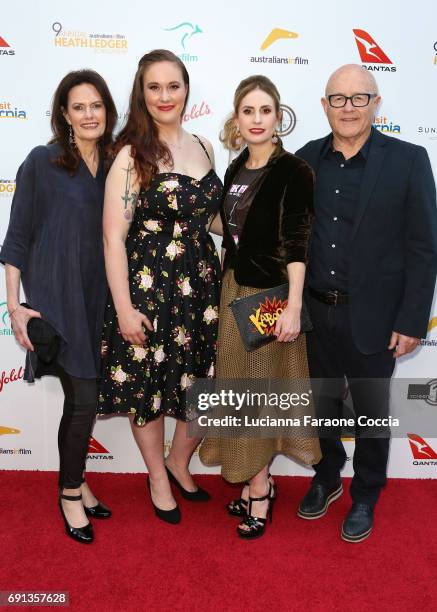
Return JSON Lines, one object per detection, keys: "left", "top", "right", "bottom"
{"left": 56, "top": 367, "right": 97, "bottom": 489}
{"left": 306, "top": 295, "right": 395, "bottom": 507}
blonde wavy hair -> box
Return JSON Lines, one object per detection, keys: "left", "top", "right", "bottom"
{"left": 221, "top": 75, "right": 282, "bottom": 151}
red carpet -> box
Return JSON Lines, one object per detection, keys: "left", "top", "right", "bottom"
{"left": 0, "top": 472, "right": 436, "bottom": 612}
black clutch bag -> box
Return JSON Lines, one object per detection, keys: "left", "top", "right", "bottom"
{"left": 229, "top": 283, "right": 313, "bottom": 352}
{"left": 22, "top": 303, "right": 60, "bottom": 364}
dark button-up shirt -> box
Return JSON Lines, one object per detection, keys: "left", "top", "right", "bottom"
{"left": 307, "top": 134, "right": 371, "bottom": 292}
{"left": 0, "top": 144, "right": 107, "bottom": 379}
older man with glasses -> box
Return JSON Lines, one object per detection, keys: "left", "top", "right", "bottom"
{"left": 296, "top": 64, "right": 437, "bottom": 542}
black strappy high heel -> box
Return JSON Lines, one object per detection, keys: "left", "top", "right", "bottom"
{"left": 236, "top": 483, "right": 275, "bottom": 540}
{"left": 227, "top": 481, "right": 250, "bottom": 517}
{"left": 227, "top": 474, "right": 276, "bottom": 518}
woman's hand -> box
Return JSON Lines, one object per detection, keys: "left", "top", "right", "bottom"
{"left": 117, "top": 306, "right": 153, "bottom": 345}
{"left": 10, "top": 305, "right": 41, "bottom": 351}
{"left": 274, "top": 304, "right": 301, "bottom": 342}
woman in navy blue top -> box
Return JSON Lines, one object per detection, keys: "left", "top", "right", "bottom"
{"left": 0, "top": 70, "right": 117, "bottom": 544}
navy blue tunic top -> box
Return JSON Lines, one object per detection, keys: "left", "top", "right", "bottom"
{"left": 0, "top": 143, "right": 107, "bottom": 379}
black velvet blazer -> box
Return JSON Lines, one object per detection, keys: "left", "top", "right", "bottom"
{"left": 221, "top": 146, "right": 314, "bottom": 288}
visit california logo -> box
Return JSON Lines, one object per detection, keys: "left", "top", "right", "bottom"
{"left": 0, "top": 101, "right": 27, "bottom": 119}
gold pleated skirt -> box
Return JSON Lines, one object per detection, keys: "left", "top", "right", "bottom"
{"left": 198, "top": 269, "right": 321, "bottom": 483}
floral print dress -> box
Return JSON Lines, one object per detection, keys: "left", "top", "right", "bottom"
{"left": 98, "top": 167, "right": 222, "bottom": 425}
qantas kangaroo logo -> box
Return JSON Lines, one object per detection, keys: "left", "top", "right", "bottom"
{"left": 353, "top": 29, "right": 392, "bottom": 64}
{"left": 88, "top": 437, "right": 110, "bottom": 454}
{"left": 407, "top": 433, "right": 437, "bottom": 459}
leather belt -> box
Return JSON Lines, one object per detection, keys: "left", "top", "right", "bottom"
{"left": 308, "top": 287, "right": 349, "bottom": 306}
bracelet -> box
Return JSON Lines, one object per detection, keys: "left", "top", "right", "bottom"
{"left": 8, "top": 305, "right": 20, "bottom": 317}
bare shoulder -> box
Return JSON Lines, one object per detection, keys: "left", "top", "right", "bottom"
{"left": 108, "top": 145, "right": 139, "bottom": 185}
{"left": 194, "top": 134, "right": 215, "bottom": 164}
{"left": 112, "top": 144, "right": 135, "bottom": 169}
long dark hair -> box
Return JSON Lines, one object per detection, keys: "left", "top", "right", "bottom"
{"left": 115, "top": 49, "right": 190, "bottom": 188}
{"left": 49, "top": 69, "right": 117, "bottom": 174}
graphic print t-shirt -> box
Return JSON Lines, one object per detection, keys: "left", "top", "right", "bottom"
{"left": 224, "top": 166, "right": 264, "bottom": 245}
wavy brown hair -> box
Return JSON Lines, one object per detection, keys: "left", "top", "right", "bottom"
{"left": 49, "top": 69, "right": 117, "bottom": 174}
{"left": 221, "top": 75, "right": 281, "bottom": 151}
{"left": 114, "top": 49, "right": 190, "bottom": 188}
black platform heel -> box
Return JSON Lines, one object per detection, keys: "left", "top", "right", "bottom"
{"left": 59, "top": 492, "right": 94, "bottom": 544}
{"left": 236, "top": 483, "right": 275, "bottom": 540}
{"left": 227, "top": 474, "right": 275, "bottom": 518}
{"left": 147, "top": 477, "right": 181, "bottom": 524}
{"left": 165, "top": 466, "right": 210, "bottom": 502}
{"left": 227, "top": 481, "right": 249, "bottom": 517}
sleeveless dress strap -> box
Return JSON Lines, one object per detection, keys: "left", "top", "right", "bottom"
{"left": 193, "top": 134, "right": 212, "bottom": 165}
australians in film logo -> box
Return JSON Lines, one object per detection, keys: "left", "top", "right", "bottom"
{"left": 353, "top": 29, "right": 396, "bottom": 72}
{"left": 251, "top": 28, "right": 309, "bottom": 66}
{"left": 163, "top": 22, "right": 202, "bottom": 63}
{"left": 0, "top": 35, "right": 15, "bottom": 56}
{"left": 0, "top": 179, "right": 16, "bottom": 197}
{"left": 408, "top": 433, "right": 437, "bottom": 465}
{"left": 87, "top": 436, "right": 113, "bottom": 460}
{"left": 421, "top": 317, "right": 437, "bottom": 346}
{"left": 373, "top": 115, "right": 401, "bottom": 135}
{"left": 0, "top": 101, "right": 27, "bottom": 120}
{"left": 0, "top": 302, "right": 13, "bottom": 337}
{"left": 52, "top": 22, "right": 128, "bottom": 53}
{"left": 0, "top": 425, "right": 31, "bottom": 456}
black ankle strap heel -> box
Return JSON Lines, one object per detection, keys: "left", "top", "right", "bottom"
{"left": 59, "top": 491, "right": 94, "bottom": 544}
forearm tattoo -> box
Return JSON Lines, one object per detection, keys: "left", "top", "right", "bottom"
{"left": 121, "top": 162, "right": 139, "bottom": 221}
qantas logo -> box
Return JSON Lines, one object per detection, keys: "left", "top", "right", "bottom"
{"left": 88, "top": 437, "right": 109, "bottom": 453}
{"left": 0, "top": 36, "right": 15, "bottom": 56}
{"left": 352, "top": 29, "right": 396, "bottom": 72}
{"left": 353, "top": 29, "right": 392, "bottom": 63}
{"left": 408, "top": 433, "right": 437, "bottom": 460}
{"left": 87, "top": 436, "right": 114, "bottom": 460}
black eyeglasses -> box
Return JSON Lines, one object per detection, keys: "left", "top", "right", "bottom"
{"left": 327, "top": 93, "right": 377, "bottom": 108}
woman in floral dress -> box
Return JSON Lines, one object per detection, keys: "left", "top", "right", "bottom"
{"left": 98, "top": 50, "right": 221, "bottom": 522}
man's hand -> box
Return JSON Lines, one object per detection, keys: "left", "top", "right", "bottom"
{"left": 388, "top": 332, "right": 420, "bottom": 358}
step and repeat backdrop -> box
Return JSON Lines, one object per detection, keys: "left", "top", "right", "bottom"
{"left": 1, "top": 0, "right": 436, "bottom": 477}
